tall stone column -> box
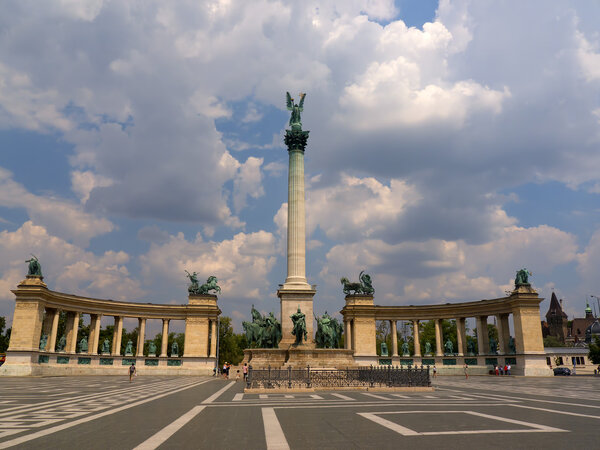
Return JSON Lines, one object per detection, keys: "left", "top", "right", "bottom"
{"left": 210, "top": 319, "right": 218, "bottom": 358}
{"left": 137, "top": 318, "right": 146, "bottom": 357}
{"left": 41, "top": 309, "right": 54, "bottom": 345}
{"left": 434, "top": 319, "right": 443, "bottom": 357}
{"left": 344, "top": 320, "right": 352, "bottom": 350}
{"left": 89, "top": 314, "right": 101, "bottom": 355}
{"left": 47, "top": 309, "right": 60, "bottom": 352}
{"left": 497, "top": 314, "right": 510, "bottom": 355}
{"left": 390, "top": 320, "right": 398, "bottom": 357}
{"left": 278, "top": 104, "right": 315, "bottom": 345}
{"left": 456, "top": 318, "right": 466, "bottom": 356}
{"left": 161, "top": 319, "right": 169, "bottom": 357}
{"left": 476, "top": 315, "right": 489, "bottom": 355}
{"left": 65, "top": 311, "right": 79, "bottom": 353}
{"left": 112, "top": 316, "right": 123, "bottom": 356}
{"left": 412, "top": 320, "right": 421, "bottom": 357}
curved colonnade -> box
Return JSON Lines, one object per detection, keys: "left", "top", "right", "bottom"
{"left": 342, "top": 286, "right": 552, "bottom": 376}
{"left": 1, "top": 276, "right": 220, "bottom": 376}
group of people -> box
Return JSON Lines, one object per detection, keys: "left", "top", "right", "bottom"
{"left": 493, "top": 364, "right": 511, "bottom": 376}
{"left": 213, "top": 362, "right": 249, "bottom": 382}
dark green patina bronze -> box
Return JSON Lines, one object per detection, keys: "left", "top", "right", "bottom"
{"left": 515, "top": 268, "right": 531, "bottom": 286}
{"left": 290, "top": 306, "right": 307, "bottom": 345}
{"left": 401, "top": 341, "right": 410, "bottom": 356}
{"left": 340, "top": 271, "right": 374, "bottom": 295}
{"left": 242, "top": 305, "right": 282, "bottom": 348}
{"left": 444, "top": 338, "right": 454, "bottom": 355}
{"left": 285, "top": 91, "right": 309, "bottom": 152}
{"left": 186, "top": 271, "right": 221, "bottom": 295}
{"left": 315, "top": 311, "right": 343, "bottom": 349}
{"left": 25, "top": 255, "right": 42, "bottom": 277}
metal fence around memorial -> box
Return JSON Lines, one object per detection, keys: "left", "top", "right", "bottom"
{"left": 246, "top": 365, "right": 431, "bottom": 389}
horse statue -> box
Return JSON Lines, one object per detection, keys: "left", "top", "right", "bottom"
{"left": 198, "top": 276, "right": 221, "bottom": 294}
{"left": 340, "top": 271, "right": 375, "bottom": 295}
{"left": 242, "top": 305, "right": 280, "bottom": 348}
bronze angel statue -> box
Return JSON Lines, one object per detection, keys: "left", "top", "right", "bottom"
{"left": 286, "top": 92, "right": 306, "bottom": 131}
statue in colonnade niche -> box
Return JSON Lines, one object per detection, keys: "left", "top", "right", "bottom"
{"left": 101, "top": 338, "right": 110, "bottom": 354}
{"left": 148, "top": 341, "right": 157, "bottom": 356}
{"left": 340, "top": 271, "right": 374, "bottom": 295}
{"left": 25, "top": 255, "right": 43, "bottom": 277}
{"left": 508, "top": 336, "right": 516, "bottom": 354}
{"left": 125, "top": 340, "right": 133, "bottom": 355}
{"left": 57, "top": 335, "right": 66, "bottom": 352}
{"left": 78, "top": 337, "right": 88, "bottom": 353}
{"left": 467, "top": 340, "right": 476, "bottom": 355}
{"left": 424, "top": 341, "right": 432, "bottom": 355}
{"left": 171, "top": 341, "right": 179, "bottom": 357}
{"left": 489, "top": 337, "right": 498, "bottom": 354}
{"left": 401, "top": 341, "right": 410, "bottom": 356}
{"left": 290, "top": 306, "right": 307, "bottom": 345}
{"left": 39, "top": 333, "right": 47, "bottom": 350}
{"left": 444, "top": 338, "right": 454, "bottom": 355}
{"left": 380, "top": 342, "right": 388, "bottom": 357}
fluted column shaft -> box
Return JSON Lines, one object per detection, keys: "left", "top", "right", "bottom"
{"left": 434, "top": 319, "right": 443, "bottom": 357}
{"left": 345, "top": 320, "right": 352, "bottom": 350}
{"left": 137, "top": 318, "right": 146, "bottom": 357}
{"left": 284, "top": 149, "right": 309, "bottom": 288}
{"left": 89, "top": 314, "right": 101, "bottom": 355}
{"left": 210, "top": 320, "right": 218, "bottom": 357}
{"left": 457, "top": 318, "right": 466, "bottom": 356}
{"left": 390, "top": 320, "right": 398, "bottom": 356}
{"left": 48, "top": 309, "right": 60, "bottom": 352}
{"left": 65, "top": 312, "right": 79, "bottom": 353}
{"left": 412, "top": 320, "right": 421, "bottom": 356}
{"left": 477, "top": 315, "right": 489, "bottom": 355}
{"left": 160, "top": 319, "right": 169, "bottom": 357}
{"left": 497, "top": 314, "right": 510, "bottom": 355}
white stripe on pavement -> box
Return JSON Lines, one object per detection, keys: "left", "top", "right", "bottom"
{"left": 262, "top": 408, "right": 290, "bottom": 450}
{"left": 133, "top": 406, "right": 206, "bottom": 450}
{"left": 362, "top": 393, "right": 389, "bottom": 400}
{"left": 232, "top": 393, "right": 244, "bottom": 401}
{"left": 201, "top": 382, "right": 235, "bottom": 404}
{"left": 331, "top": 393, "right": 354, "bottom": 401}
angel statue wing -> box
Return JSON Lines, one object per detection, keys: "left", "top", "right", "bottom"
{"left": 286, "top": 92, "right": 293, "bottom": 110}
{"left": 298, "top": 92, "right": 306, "bottom": 109}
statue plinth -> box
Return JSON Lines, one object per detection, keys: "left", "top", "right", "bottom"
{"left": 344, "top": 294, "right": 374, "bottom": 306}
{"left": 511, "top": 284, "right": 537, "bottom": 295}
{"left": 18, "top": 276, "right": 47, "bottom": 288}
{"left": 187, "top": 294, "right": 218, "bottom": 306}
{"left": 277, "top": 287, "right": 316, "bottom": 346}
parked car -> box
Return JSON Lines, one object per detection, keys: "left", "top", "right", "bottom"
{"left": 553, "top": 367, "right": 571, "bottom": 376}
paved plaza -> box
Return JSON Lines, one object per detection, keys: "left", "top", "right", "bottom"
{"left": 0, "top": 375, "right": 598, "bottom": 449}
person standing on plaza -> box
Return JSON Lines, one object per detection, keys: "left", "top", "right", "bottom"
{"left": 507, "top": 363, "right": 511, "bottom": 375}
{"left": 432, "top": 365, "right": 437, "bottom": 378}
{"left": 243, "top": 363, "right": 248, "bottom": 382}
{"left": 463, "top": 363, "right": 469, "bottom": 379}
{"left": 129, "top": 363, "right": 136, "bottom": 382}
{"left": 223, "top": 362, "right": 228, "bottom": 379}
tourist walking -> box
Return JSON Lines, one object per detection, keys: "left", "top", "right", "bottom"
{"left": 129, "top": 363, "right": 136, "bottom": 382}
{"left": 243, "top": 363, "right": 248, "bottom": 382}
{"left": 432, "top": 365, "right": 437, "bottom": 378}
{"left": 223, "top": 362, "right": 228, "bottom": 379}
{"left": 463, "top": 363, "right": 469, "bottom": 379}
{"left": 506, "top": 364, "right": 511, "bottom": 375}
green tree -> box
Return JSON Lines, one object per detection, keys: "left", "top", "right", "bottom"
{"left": 544, "top": 336, "right": 566, "bottom": 348}
{"left": 419, "top": 319, "right": 457, "bottom": 354}
{"left": 218, "top": 317, "right": 247, "bottom": 365}
{"left": 0, "top": 317, "right": 11, "bottom": 353}
{"left": 375, "top": 321, "right": 391, "bottom": 356}
{"left": 589, "top": 338, "right": 600, "bottom": 364}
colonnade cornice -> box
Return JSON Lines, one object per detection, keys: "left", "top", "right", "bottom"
{"left": 341, "top": 295, "right": 544, "bottom": 321}
{"left": 12, "top": 286, "right": 219, "bottom": 319}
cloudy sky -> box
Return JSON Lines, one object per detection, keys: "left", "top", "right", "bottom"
{"left": 1, "top": 0, "right": 600, "bottom": 334}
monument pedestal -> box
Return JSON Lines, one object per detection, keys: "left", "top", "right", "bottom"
{"left": 243, "top": 347, "right": 356, "bottom": 369}
{"left": 277, "top": 287, "right": 316, "bottom": 346}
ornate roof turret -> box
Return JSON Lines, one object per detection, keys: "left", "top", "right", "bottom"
{"left": 585, "top": 303, "right": 593, "bottom": 318}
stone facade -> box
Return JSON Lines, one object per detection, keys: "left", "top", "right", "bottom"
{"left": 0, "top": 277, "right": 220, "bottom": 376}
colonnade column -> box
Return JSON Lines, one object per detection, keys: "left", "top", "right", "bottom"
{"left": 456, "top": 318, "right": 466, "bottom": 356}
{"left": 47, "top": 309, "right": 60, "bottom": 352}
{"left": 344, "top": 320, "right": 352, "bottom": 350}
{"left": 65, "top": 311, "right": 79, "bottom": 353}
{"left": 89, "top": 314, "right": 101, "bottom": 355}
{"left": 210, "top": 320, "right": 218, "bottom": 358}
{"left": 137, "top": 318, "right": 146, "bottom": 357}
{"left": 160, "top": 319, "right": 170, "bottom": 357}
{"left": 434, "top": 319, "right": 443, "bottom": 357}
{"left": 476, "top": 315, "right": 489, "bottom": 355}
{"left": 412, "top": 320, "right": 421, "bottom": 357}
{"left": 496, "top": 314, "right": 510, "bottom": 355}
{"left": 41, "top": 309, "right": 54, "bottom": 347}
{"left": 111, "top": 316, "right": 123, "bottom": 356}
{"left": 390, "top": 320, "right": 398, "bottom": 357}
